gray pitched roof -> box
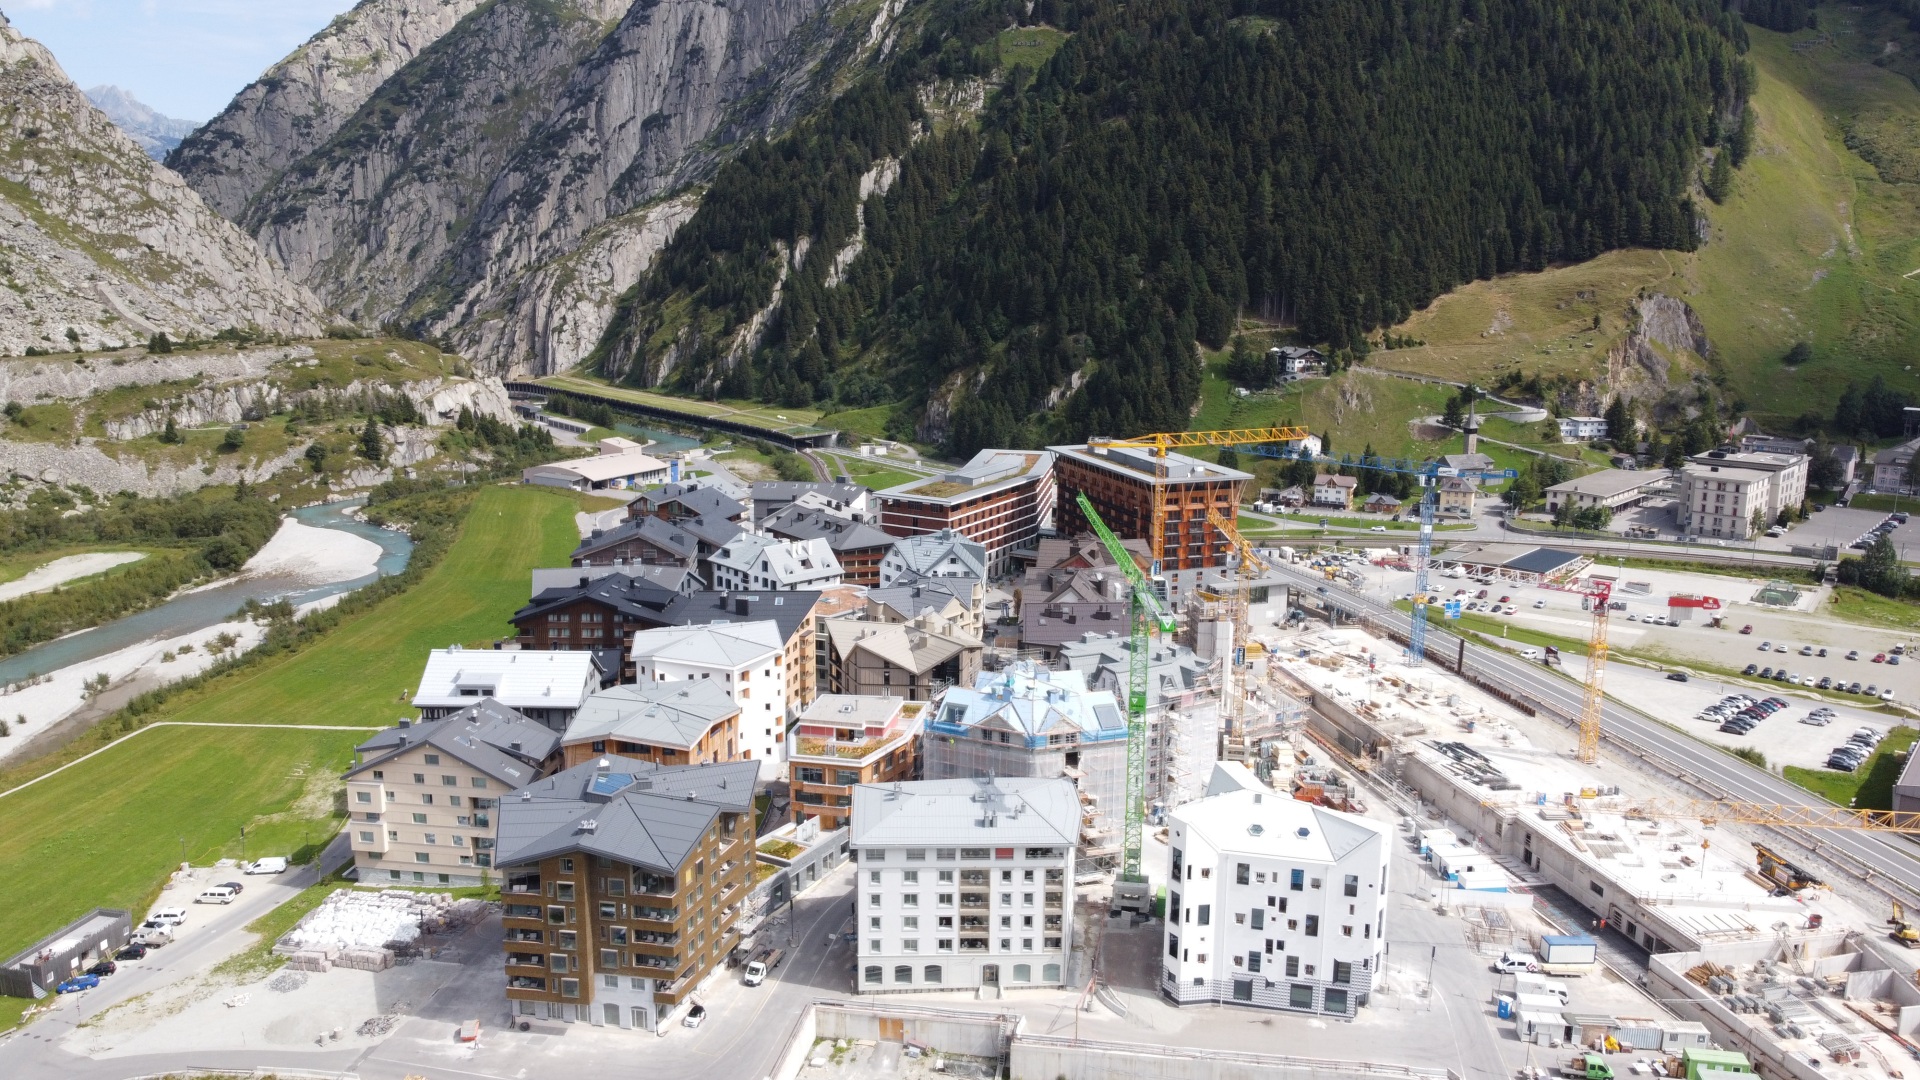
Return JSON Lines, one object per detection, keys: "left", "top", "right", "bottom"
{"left": 496, "top": 758, "right": 758, "bottom": 873}
{"left": 651, "top": 590, "right": 819, "bottom": 643}
{"left": 868, "top": 578, "right": 975, "bottom": 621}
{"left": 514, "top": 572, "right": 685, "bottom": 625}
{"left": 850, "top": 777, "right": 1079, "bottom": 847}
{"left": 347, "top": 699, "right": 558, "bottom": 786}
{"left": 572, "top": 514, "right": 701, "bottom": 561}
{"left": 634, "top": 482, "right": 747, "bottom": 521}
{"left": 761, "top": 505, "right": 896, "bottom": 552}
{"left": 563, "top": 681, "right": 740, "bottom": 750}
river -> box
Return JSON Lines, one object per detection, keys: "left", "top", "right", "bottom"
{"left": 0, "top": 499, "right": 414, "bottom": 686}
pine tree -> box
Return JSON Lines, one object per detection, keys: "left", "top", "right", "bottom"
{"left": 358, "top": 417, "right": 384, "bottom": 463}
{"left": 1603, "top": 395, "right": 1634, "bottom": 446}
{"left": 1704, "top": 151, "right": 1732, "bottom": 204}
{"left": 160, "top": 416, "right": 180, "bottom": 444}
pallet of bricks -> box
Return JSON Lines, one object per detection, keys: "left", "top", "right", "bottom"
{"left": 277, "top": 889, "right": 457, "bottom": 971}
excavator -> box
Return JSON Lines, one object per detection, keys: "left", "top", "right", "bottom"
{"left": 1890, "top": 901, "right": 1920, "bottom": 949}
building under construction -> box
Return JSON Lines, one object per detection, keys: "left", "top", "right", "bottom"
{"left": 922, "top": 665, "right": 1130, "bottom": 863}
{"left": 1055, "top": 632, "right": 1223, "bottom": 813}
{"left": 1049, "top": 443, "right": 1250, "bottom": 584}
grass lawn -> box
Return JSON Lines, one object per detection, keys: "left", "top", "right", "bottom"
{"left": 1394, "top": 600, "right": 1591, "bottom": 655}
{"left": 1784, "top": 726, "right": 1918, "bottom": 809}
{"left": 830, "top": 456, "right": 928, "bottom": 490}
{"left": 1192, "top": 365, "right": 1454, "bottom": 462}
{"left": 1827, "top": 586, "right": 1920, "bottom": 632}
{"left": 1840, "top": 492, "right": 1920, "bottom": 513}
{"left": 822, "top": 403, "right": 906, "bottom": 441}
{"left": 998, "top": 26, "right": 1069, "bottom": 70}
{"left": 538, "top": 374, "right": 831, "bottom": 435}
{"left": 0, "top": 484, "right": 583, "bottom": 964}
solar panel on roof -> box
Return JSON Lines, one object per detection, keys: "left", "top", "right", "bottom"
{"left": 1093, "top": 704, "right": 1125, "bottom": 731}
{"left": 1504, "top": 548, "right": 1581, "bottom": 575}
{"left": 588, "top": 773, "right": 636, "bottom": 796}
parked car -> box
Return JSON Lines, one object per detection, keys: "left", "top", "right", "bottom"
{"left": 1499, "top": 596, "right": 1512, "bottom": 604}
{"left": 1867, "top": 684, "right": 1880, "bottom": 696}
{"left": 113, "top": 943, "right": 148, "bottom": 961}
{"left": 1533, "top": 599, "right": 1546, "bottom": 608}
{"left": 219, "top": 881, "right": 245, "bottom": 894}
{"left": 1743, "top": 664, "right": 1759, "bottom": 675}
{"left": 1369, "top": 525, "right": 1387, "bottom": 533}
{"left": 1850, "top": 681, "right": 1865, "bottom": 694}
{"left": 85, "top": 960, "right": 116, "bottom": 977}
{"left": 1817, "top": 677, "right": 1833, "bottom": 690}
{"left": 244, "top": 857, "right": 289, "bottom": 875}
{"left": 1740, "top": 624, "right": 1754, "bottom": 635}
{"left": 1848, "top": 650, "right": 1861, "bottom": 660}
{"left": 683, "top": 1004, "right": 708, "bottom": 1028}
{"left": 55, "top": 974, "right": 99, "bottom": 994}
{"left": 1818, "top": 647, "right": 1829, "bottom": 658}
{"left": 1760, "top": 667, "right": 1774, "bottom": 678}
{"left": 1666, "top": 672, "right": 1689, "bottom": 682}
{"left": 1873, "top": 653, "right": 1888, "bottom": 664}
{"left": 1759, "top": 641, "right": 1773, "bottom": 651}
{"left": 1800, "top": 645, "right": 1815, "bottom": 655}
{"left": 1775, "top": 643, "right": 1789, "bottom": 653}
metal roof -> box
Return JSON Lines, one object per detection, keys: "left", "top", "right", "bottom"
{"left": 411, "top": 648, "right": 600, "bottom": 711}
{"left": 1504, "top": 548, "right": 1583, "bottom": 575}
{"left": 652, "top": 590, "right": 819, "bottom": 644}
{"left": 563, "top": 680, "right": 740, "bottom": 749}
{"left": 928, "top": 665, "right": 1124, "bottom": 745}
{"left": 1172, "top": 789, "right": 1386, "bottom": 864}
{"left": 495, "top": 758, "right": 758, "bottom": 872}
{"left": 348, "top": 698, "right": 558, "bottom": 785}
{"left": 629, "top": 620, "right": 784, "bottom": 668}
{"left": 850, "top": 777, "right": 1079, "bottom": 847}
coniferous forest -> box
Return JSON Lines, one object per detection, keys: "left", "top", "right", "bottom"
{"left": 594, "top": 0, "right": 1753, "bottom": 457}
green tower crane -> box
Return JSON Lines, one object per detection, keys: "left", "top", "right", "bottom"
{"left": 1074, "top": 491, "right": 1176, "bottom": 900}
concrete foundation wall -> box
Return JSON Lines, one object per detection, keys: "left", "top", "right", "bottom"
{"left": 1010, "top": 1035, "right": 1456, "bottom": 1080}
{"left": 1646, "top": 937, "right": 1866, "bottom": 1080}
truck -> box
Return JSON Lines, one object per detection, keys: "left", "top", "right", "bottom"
{"left": 1563, "top": 1054, "right": 1613, "bottom": 1080}
{"left": 743, "top": 947, "right": 783, "bottom": 986}
{"left": 1538, "top": 934, "right": 1598, "bottom": 976}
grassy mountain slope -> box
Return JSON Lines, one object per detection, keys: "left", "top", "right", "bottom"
{"left": 1372, "top": 6, "right": 1920, "bottom": 431}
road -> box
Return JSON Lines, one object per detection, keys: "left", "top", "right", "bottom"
{"left": 1268, "top": 562, "right": 1920, "bottom": 898}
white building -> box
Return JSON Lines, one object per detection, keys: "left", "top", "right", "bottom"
{"left": 1558, "top": 416, "right": 1609, "bottom": 442}
{"left": 851, "top": 776, "right": 1078, "bottom": 994}
{"left": 1162, "top": 786, "right": 1389, "bottom": 1018}
{"left": 1680, "top": 450, "right": 1808, "bottom": 539}
{"left": 411, "top": 647, "right": 603, "bottom": 731}
{"left": 1310, "top": 474, "right": 1356, "bottom": 509}
{"left": 878, "top": 528, "right": 988, "bottom": 586}
{"left": 1688, "top": 449, "right": 1807, "bottom": 516}
{"left": 707, "top": 534, "right": 843, "bottom": 592}
{"left": 522, "top": 437, "right": 669, "bottom": 491}
{"left": 629, "top": 620, "right": 789, "bottom": 776}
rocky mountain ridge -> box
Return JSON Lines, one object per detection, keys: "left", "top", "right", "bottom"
{"left": 170, "top": 0, "right": 902, "bottom": 377}
{"left": 84, "top": 85, "right": 198, "bottom": 160}
{"left": 0, "top": 13, "right": 328, "bottom": 356}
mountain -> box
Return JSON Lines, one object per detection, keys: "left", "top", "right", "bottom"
{"left": 83, "top": 85, "right": 198, "bottom": 160}
{"left": 167, "top": 0, "right": 488, "bottom": 220}
{"left": 594, "top": 0, "right": 1750, "bottom": 454}
{"left": 0, "top": 13, "right": 327, "bottom": 357}
{"left": 169, "top": 0, "right": 895, "bottom": 376}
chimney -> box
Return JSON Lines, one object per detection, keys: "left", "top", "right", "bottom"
{"left": 735, "top": 597, "right": 750, "bottom": 616}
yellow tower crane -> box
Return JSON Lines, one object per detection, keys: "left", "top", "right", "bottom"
{"left": 1575, "top": 577, "right": 1613, "bottom": 764}
{"left": 1086, "top": 426, "right": 1310, "bottom": 568}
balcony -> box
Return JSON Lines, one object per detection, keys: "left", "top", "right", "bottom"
{"left": 506, "top": 953, "right": 545, "bottom": 969}
{"left": 959, "top": 917, "right": 989, "bottom": 932}
{"left": 959, "top": 893, "right": 988, "bottom": 909}
{"left": 506, "top": 928, "right": 545, "bottom": 944}
{"left": 632, "top": 907, "right": 678, "bottom": 927}
{"left": 508, "top": 976, "right": 548, "bottom": 991}
{"left": 503, "top": 904, "right": 542, "bottom": 920}
{"left": 1044, "top": 892, "right": 1064, "bottom": 909}
{"left": 631, "top": 954, "right": 678, "bottom": 971}
{"left": 794, "top": 735, "right": 895, "bottom": 761}
{"left": 958, "top": 938, "right": 988, "bottom": 952}
{"left": 959, "top": 872, "right": 988, "bottom": 886}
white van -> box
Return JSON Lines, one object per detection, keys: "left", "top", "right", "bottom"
{"left": 196, "top": 886, "right": 238, "bottom": 905}
{"left": 1518, "top": 648, "right": 1543, "bottom": 661}
{"left": 1514, "top": 973, "right": 1570, "bottom": 1005}
{"left": 1493, "top": 951, "right": 1540, "bottom": 974}
{"left": 149, "top": 907, "right": 188, "bottom": 926}
{"left": 244, "top": 856, "right": 288, "bottom": 875}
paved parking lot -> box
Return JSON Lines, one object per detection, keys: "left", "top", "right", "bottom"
{"left": 1765, "top": 506, "right": 1920, "bottom": 556}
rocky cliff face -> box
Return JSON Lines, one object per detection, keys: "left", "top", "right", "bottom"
{"left": 0, "top": 13, "right": 328, "bottom": 356}
{"left": 175, "top": 0, "right": 887, "bottom": 376}
{"left": 167, "top": 0, "right": 488, "bottom": 220}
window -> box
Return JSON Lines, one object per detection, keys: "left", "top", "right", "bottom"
{"left": 422, "top": 794, "right": 434, "bottom": 805}
{"left": 902, "top": 917, "right": 918, "bottom": 930}
{"left": 413, "top": 773, "right": 425, "bottom": 784}
{"left": 1324, "top": 989, "right": 1349, "bottom": 1014}
{"left": 598, "top": 902, "right": 617, "bottom": 919}
{"left": 600, "top": 949, "right": 619, "bottom": 968}
{"left": 550, "top": 954, "right": 569, "bottom": 973}
{"left": 1290, "top": 984, "right": 1314, "bottom": 1009}
{"left": 1013, "top": 964, "right": 1031, "bottom": 982}
{"left": 1233, "top": 979, "right": 1254, "bottom": 1002}
{"left": 869, "top": 871, "right": 881, "bottom": 885}
{"left": 866, "top": 850, "right": 885, "bottom": 861}
{"left": 1236, "top": 863, "right": 1250, "bottom": 885}
{"left": 894, "top": 965, "right": 913, "bottom": 984}
{"left": 357, "top": 831, "right": 375, "bottom": 843}
{"left": 864, "top": 966, "right": 882, "bottom": 983}
{"left": 1285, "top": 955, "right": 1299, "bottom": 977}
{"left": 1304, "top": 916, "right": 1320, "bottom": 937}
{"left": 924, "top": 965, "right": 942, "bottom": 984}
{"left": 869, "top": 939, "right": 882, "bottom": 952}
{"left": 442, "top": 775, "right": 457, "bottom": 787}
{"left": 415, "top": 852, "right": 430, "bottom": 863}
{"left": 411, "top": 813, "right": 428, "bottom": 824}
{"left": 903, "top": 894, "right": 919, "bottom": 907}
{"left": 1250, "top": 909, "right": 1264, "bottom": 930}
{"left": 1344, "top": 874, "right": 1359, "bottom": 897}
{"left": 556, "top": 882, "right": 575, "bottom": 902}
{"left": 1290, "top": 869, "right": 1304, "bottom": 891}
{"left": 1043, "top": 963, "right": 1060, "bottom": 982}
{"left": 903, "top": 871, "right": 919, "bottom": 884}
{"left": 937, "top": 870, "right": 954, "bottom": 883}
{"left": 1248, "top": 952, "right": 1262, "bottom": 973}
{"left": 1196, "top": 905, "right": 1210, "bottom": 927}
{"left": 1168, "top": 935, "right": 1180, "bottom": 959}
{"left": 1000, "top": 939, "right": 1012, "bottom": 951}
{"left": 1333, "top": 961, "right": 1353, "bottom": 985}
{"left": 1342, "top": 925, "right": 1353, "bottom": 937}
{"left": 1170, "top": 848, "right": 1183, "bottom": 880}
{"left": 906, "top": 849, "right": 926, "bottom": 861}
{"left": 938, "top": 939, "right": 953, "bottom": 952}
{"left": 424, "top": 754, "right": 440, "bottom": 765}
{"left": 1022, "top": 893, "right": 1033, "bottom": 906}
{"left": 1589, "top": 881, "right": 1605, "bottom": 897}
{"left": 938, "top": 893, "right": 953, "bottom": 906}
{"left": 472, "top": 777, "right": 488, "bottom": 789}
{"left": 547, "top": 906, "right": 566, "bottom": 924}
{"left": 869, "top": 916, "right": 882, "bottom": 930}
{"left": 936, "top": 848, "right": 956, "bottom": 860}
{"left": 423, "top": 833, "right": 437, "bottom": 845}
{"left": 1169, "top": 892, "right": 1181, "bottom": 925}
{"left": 356, "top": 791, "right": 372, "bottom": 804}
{"left": 903, "top": 939, "right": 919, "bottom": 953}
{"left": 560, "top": 979, "right": 579, "bottom": 999}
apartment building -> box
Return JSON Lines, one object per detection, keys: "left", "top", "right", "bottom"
{"left": 1311, "top": 475, "right": 1356, "bottom": 509}
{"left": 1542, "top": 469, "right": 1664, "bottom": 516}
{"left": 922, "top": 664, "right": 1126, "bottom": 859}
{"left": 749, "top": 481, "right": 873, "bottom": 523}
{"left": 496, "top": 758, "right": 758, "bottom": 1032}
{"left": 412, "top": 648, "right": 604, "bottom": 731}
{"left": 876, "top": 450, "right": 1056, "bottom": 577}
{"left": 761, "top": 506, "right": 896, "bottom": 587}
{"left": 866, "top": 576, "right": 984, "bottom": 641}
{"left": 1050, "top": 443, "right": 1249, "bottom": 575}
{"left": 650, "top": 590, "right": 821, "bottom": 712}
{"left": 1679, "top": 463, "right": 1775, "bottom": 540}
{"left": 1558, "top": 416, "right": 1609, "bottom": 441}
{"left": 1057, "top": 633, "right": 1221, "bottom": 808}
{"left": 569, "top": 514, "right": 744, "bottom": 577}
{"left": 878, "top": 528, "right": 988, "bottom": 587}
{"left": 824, "top": 619, "right": 982, "bottom": 701}
{"left": 812, "top": 584, "right": 870, "bottom": 696}
{"left": 789, "top": 694, "right": 925, "bottom": 830}
{"left": 850, "top": 776, "right": 1078, "bottom": 993}
{"left": 1687, "top": 449, "right": 1808, "bottom": 522}
{"left": 559, "top": 681, "right": 741, "bottom": 770}
{"left": 629, "top": 621, "right": 789, "bottom": 778}
{"left": 511, "top": 573, "right": 685, "bottom": 664}
{"left": 1162, "top": 786, "right": 1389, "bottom": 1018}
{"left": 343, "top": 700, "right": 558, "bottom": 887}
{"left": 627, "top": 482, "right": 749, "bottom": 525}
{"left": 707, "top": 534, "right": 844, "bottom": 593}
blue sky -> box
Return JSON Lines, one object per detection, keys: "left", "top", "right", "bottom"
{"left": 5, "top": 1, "right": 356, "bottom": 121}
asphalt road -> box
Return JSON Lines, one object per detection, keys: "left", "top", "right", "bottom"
{"left": 1270, "top": 563, "right": 1920, "bottom": 898}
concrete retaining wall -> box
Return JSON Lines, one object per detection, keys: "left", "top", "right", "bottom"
{"left": 1010, "top": 1034, "right": 1456, "bottom": 1080}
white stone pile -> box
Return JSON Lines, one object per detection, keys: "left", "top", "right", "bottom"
{"left": 283, "top": 889, "right": 444, "bottom": 954}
